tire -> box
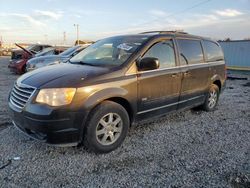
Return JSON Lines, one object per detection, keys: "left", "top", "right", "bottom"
{"left": 202, "top": 84, "right": 220, "bottom": 111}
{"left": 22, "top": 65, "right": 27, "bottom": 74}
{"left": 83, "top": 101, "right": 130, "bottom": 153}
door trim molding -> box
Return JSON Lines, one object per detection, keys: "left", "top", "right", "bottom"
{"left": 137, "top": 95, "right": 204, "bottom": 115}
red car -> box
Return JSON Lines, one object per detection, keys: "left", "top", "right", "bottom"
{"left": 8, "top": 44, "right": 65, "bottom": 74}
{"left": 8, "top": 44, "right": 34, "bottom": 74}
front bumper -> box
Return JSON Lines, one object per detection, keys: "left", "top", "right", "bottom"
{"left": 26, "top": 67, "right": 35, "bottom": 72}
{"left": 8, "top": 63, "right": 18, "bottom": 73}
{"left": 8, "top": 62, "right": 23, "bottom": 74}
{"left": 9, "top": 101, "right": 84, "bottom": 146}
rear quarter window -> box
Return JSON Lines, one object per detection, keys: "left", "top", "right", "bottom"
{"left": 31, "top": 45, "right": 43, "bottom": 52}
{"left": 203, "top": 40, "right": 224, "bottom": 62}
{"left": 177, "top": 39, "right": 204, "bottom": 65}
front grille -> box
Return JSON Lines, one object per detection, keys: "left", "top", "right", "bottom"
{"left": 10, "top": 83, "right": 36, "bottom": 109}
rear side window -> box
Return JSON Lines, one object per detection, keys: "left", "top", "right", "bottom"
{"left": 177, "top": 39, "right": 204, "bottom": 65}
{"left": 203, "top": 40, "right": 224, "bottom": 62}
{"left": 143, "top": 40, "right": 176, "bottom": 69}
{"left": 31, "top": 45, "right": 43, "bottom": 52}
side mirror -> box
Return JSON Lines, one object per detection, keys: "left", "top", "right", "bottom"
{"left": 137, "top": 57, "right": 160, "bottom": 71}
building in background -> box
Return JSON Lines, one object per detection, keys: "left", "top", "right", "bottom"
{"left": 74, "top": 40, "right": 94, "bottom": 46}
{"left": 219, "top": 40, "right": 250, "bottom": 71}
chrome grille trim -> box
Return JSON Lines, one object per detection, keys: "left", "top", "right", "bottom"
{"left": 10, "top": 97, "right": 23, "bottom": 108}
{"left": 13, "top": 88, "right": 31, "bottom": 99}
{"left": 12, "top": 87, "right": 30, "bottom": 98}
{"left": 10, "top": 83, "right": 36, "bottom": 110}
{"left": 14, "top": 84, "right": 34, "bottom": 94}
{"left": 11, "top": 92, "right": 27, "bottom": 103}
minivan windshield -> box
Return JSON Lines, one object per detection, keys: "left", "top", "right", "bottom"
{"left": 70, "top": 36, "right": 148, "bottom": 66}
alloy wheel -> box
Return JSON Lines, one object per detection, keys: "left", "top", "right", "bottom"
{"left": 96, "top": 113, "right": 123, "bottom": 146}
{"left": 208, "top": 90, "right": 218, "bottom": 109}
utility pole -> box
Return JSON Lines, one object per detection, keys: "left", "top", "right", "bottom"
{"left": 0, "top": 36, "right": 2, "bottom": 48}
{"left": 74, "top": 24, "right": 79, "bottom": 45}
{"left": 44, "top": 34, "right": 48, "bottom": 44}
{"left": 63, "top": 31, "right": 66, "bottom": 45}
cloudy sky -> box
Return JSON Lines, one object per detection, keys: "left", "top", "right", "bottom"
{"left": 0, "top": 0, "right": 250, "bottom": 44}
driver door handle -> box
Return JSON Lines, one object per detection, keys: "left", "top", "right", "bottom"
{"left": 171, "top": 73, "right": 178, "bottom": 78}
{"left": 184, "top": 71, "right": 191, "bottom": 77}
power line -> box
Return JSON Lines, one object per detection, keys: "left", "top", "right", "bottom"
{"left": 173, "top": 0, "right": 213, "bottom": 16}
{"left": 135, "top": 0, "right": 213, "bottom": 28}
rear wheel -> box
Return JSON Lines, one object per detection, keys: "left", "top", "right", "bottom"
{"left": 202, "top": 84, "right": 220, "bottom": 111}
{"left": 83, "top": 101, "right": 129, "bottom": 153}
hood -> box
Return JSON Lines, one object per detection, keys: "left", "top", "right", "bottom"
{"left": 28, "top": 55, "right": 69, "bottom": 64}
{"left": 28, "top": 55, "right": 60, "bottom": 64}
{"left": 17, "top": 63, "right": 110, "bottom": 88}
{"left": 15, "top": 43, "right": 34, "bottom": 56}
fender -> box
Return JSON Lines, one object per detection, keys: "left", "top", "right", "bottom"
{"left": 84, "top": 87, "right": 129, "bottom": 110}
{"left": 74, "top": 84, "right": 133, "bottom": 112}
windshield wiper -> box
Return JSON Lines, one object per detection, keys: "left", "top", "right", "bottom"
{"left": 69, "top": 60, "right": 95, "bottom": 66}
{"left": 78, "top": 61, "right": 95, "bottom": 66}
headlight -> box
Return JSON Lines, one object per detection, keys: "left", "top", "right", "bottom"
{"left": 36, "top": 88, "right": 76, "bottom": 106}
{"left": 36, "top": 63, "right": 44, "bottom": 68}
{"left": 16, "top": 60, "right": 23, "bottom": 64}
{"left": 48, "top": 60, "right": 60, "bottom": 66}
{"left": 27, "top": 63, "right": 35, "bottom": 68}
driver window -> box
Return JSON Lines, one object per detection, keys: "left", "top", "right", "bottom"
{"left": 143, "top": 40, "right": 176, "bottom": 69}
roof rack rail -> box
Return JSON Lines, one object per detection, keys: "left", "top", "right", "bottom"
{"left": 139, "top": 31, "right": 188, "bottom": 35}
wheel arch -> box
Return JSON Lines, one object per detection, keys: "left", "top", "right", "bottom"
{"left": 104, "top": 97, "right": 134, "bottom": 124}
{"left": 79, "top": 93, "right": 134, "bottom": 144}
{"left": 81, "top": 87, "right": 135, "bottom": 125}
{"left": 210, "top": 74, "right": 222, "bottom": 91}
{"left": 213, "top": 80, "right": 221, "bottom": 91}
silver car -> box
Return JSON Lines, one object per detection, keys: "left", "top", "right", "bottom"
{"left": 26, "top": 45, "right": 87, "bottom": 71}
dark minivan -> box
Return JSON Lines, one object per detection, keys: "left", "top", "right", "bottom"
{"left": 9, "top": 31, "right": 226, "bottom": 153}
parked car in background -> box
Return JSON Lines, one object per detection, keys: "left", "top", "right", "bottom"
{"left": 11, "top": 44, "right": 52, "bottom": 61}
{"left": 34, "top": 46, "right": 68, "bottom": 57}
{"left": 8, "top": 31, "right": 226, "bottom": 153}
{"left": 0, "top": 47, "right": 12, "bottom": 56}
{"left": 26, "top": 45, "right": 87, "bottom": 71}
{"left": 8, "top": 45, "right": 57, "bottom": 74}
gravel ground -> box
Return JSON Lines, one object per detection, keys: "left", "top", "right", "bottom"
{"left": 0, "top": 57, "right": 249, "bottom": 187}
{"left": 0, "top": 57, "right": 18, "bottom": 132}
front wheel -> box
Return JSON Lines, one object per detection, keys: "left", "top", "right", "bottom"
{"left": 22, "top": 64, "right": 27, "bottom": 74}
{"left": 83, "top": 101, "right": 130, "bottom": 153}
{"left": 202, "top": 84, "right": 220, "bottom": 111}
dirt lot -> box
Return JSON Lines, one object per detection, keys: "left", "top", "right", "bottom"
{"left": 0, "top": 56, "right": 249, "bottom": 187}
